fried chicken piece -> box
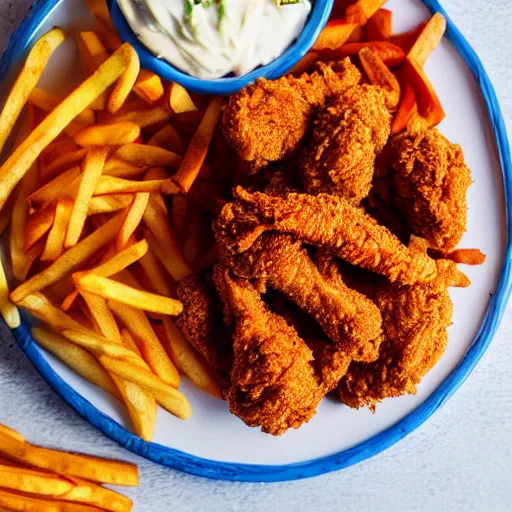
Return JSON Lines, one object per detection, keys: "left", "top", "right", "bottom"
{"left": 223, "top": 60, "right": 362, "bottom": 167}
{"left": 213, "top": 265, "right": 322, "bottom": 435}
{"left": 389, "top": 129, "right": 472, "bottom": 251}
{"left": 176, "top": 274, "right": 233, "bottom": 373}
{"left": 300, "top": 85, "right": 391, "bottom": 202}
{"left": 214, "top": 187, "right": 470, "bottom": 287}
{"left": 339, "top": 255, "right": 468, "bottom": 410}
{"left": 219, "top": 232, "right": 383, "bottom": 357}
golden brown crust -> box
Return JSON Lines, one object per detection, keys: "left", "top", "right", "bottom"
{"left": 389, "top": 129, "right": 472, "bottom": 251}
{"left": 300, "top": 85, "right": 391, "bottom": 202}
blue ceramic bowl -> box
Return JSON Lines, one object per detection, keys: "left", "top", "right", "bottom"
{"left": 108, "top": 0, "right": 334, "bottom": 95}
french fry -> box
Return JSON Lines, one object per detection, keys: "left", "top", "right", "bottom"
{"left": 0, "top": 424, "right": 25, "bottom": 443}
{"left": 390, "top": 23, "right": 427, "bottom": 53}
{"left": 39, "top": 139, "right": 80, "bottom": 181}
{"left": 28, "top": 166, "right": 81, "bottom": 208}
{"left": 171, "top": 195, "right": 188, "bottom": 244}
{"left": 162, "top": 318, "right": 222, "bottom": 399}
{"left": 345, "top": 0, "right": 387, "bottom": 24}
{"left": 121, "top": 329, "right": 141, "bottom": 356}
{"left": 32, "top": 327, "right": 122, "bottom": 401}
{"left": 30, "top": 88, "right": 96, "bottom": 126}
{"left": 359, "top": 47, "right": 400, "bottom": 109}
{"left": 0, "top": 464, "right": 74, "bottom": 494}
{"left": 182, "top": 206, "right": 203, "bottom": 266}
{"left": 86, "top": 0, "right": 121, "bottom": 51}
{"left": 0, "top": 43, "right": 136, "bottom": 211}
{"left": 138, "top": 250, "right": 176, "bottom": 298}
{"left": 0, "top": 193, "right": 14, "bottom": 235}
{"left": 93, "top": 175, "right": 179, "bottom": 195}
{"left": 108, "top": 48, "right": 141, "bottom": 114}
{"left": 365, "top": 8, "right": 393, "bottom": 41}
{"left": 445, "top": 248, "right": 486, "bottom": 266}
{"left": 101, "top": 106, "right": 172, "bottom": 129}
{"left": 11, "top": 213, "right": 124, "bottom": 303}
{"left": 312, "top": 20, "right": 358, "bottom": 51}
{"left": 323, "top": 41, "right": 405, "bottom": 67}
{"left": 0, "top": 259, "right": 20, "bottom": 329}
{"left": 167, "top": 82, "right": 197, "bottom": 114}
{"left": 88, "top": 194, "right": 133, "bottom": 215}
{"left": 148, "top": 124, "right": 185, "bottom": 155}
{"left": 115, "top": 143, "right": 182, "bottom": 168}
{"left": 0, "top": 427, "right": 139, "bottom": 485}
{"left": 77, "top": 274, "right": 183, "bottom": 315}
{"left": 101, "top": 356, "right": 192, "bottom": 419}
{"left": 74, "top": 122, "right": 141, "bottom": 147}
{"left": 391, "top": 83, "right": 417, "bottom": 134}
{"left": 288, "top": 51, "right": 321, "bottom": 75}
{"left": 24, "top": 203, "right": 56, "bottom": 251}
{"left": 116, "top": 192, "right": 149, "bottom": 249}
{"left": 0, "top": 28, "right": 65, "bottom": 154}
{"left": 133, "top": 69, "right": 164, "bottom": 104}
{"left": 142, "top": 196, "right": 191, "bottom": 281}
{"left": 81, "top": 292, "right": 122, "bottom": 343}
{"left": 172, "top": 96, "right": 222, "bottom": 194}
{"left": 65, "top": 147, "right": 109, "bottom": 248}
{"left": 103, "top": 157, "right": 144, "bottom": 178}
{"left": 347, "top": 25, "right": 364, "bottom": 43}
{"left": 408, "top": 13, "right": 446, "bottom": 67}
{"left": 108, "top": 300, "right": 180, "bottom": 387}
{"left": 41, "top": 149, "right": 88, "bottom": 183}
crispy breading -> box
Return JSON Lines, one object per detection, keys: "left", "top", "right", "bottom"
{"left": 214, "top": 188, "right": 470, "bottom": 287}
{"left": 222, "top": 60, "right": 361, "bottom": 167}
{"left": 300, "top": 85, "right": 391, "bottom": 202}
{"left": 213, "top": 265, "right": 322, "bottom": 435}
{"left": 176, "top": 274, "right": 233, "bottom": 373}
{"left": 339, "top": 260, "right": 465, "bottom": 410}
{"left": 389, "top": 128, "right": 472, "bottom": 251}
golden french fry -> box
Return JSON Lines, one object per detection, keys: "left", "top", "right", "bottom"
{"left": 78, "top": 275, "right": 183, "bottom": 315}
{"left": 81, "top": 292, "right": 122, "bottom": 343}
{"left": 143, "top": 196, "right": 191, "bottom": 281}
{"left": 66, "top": 147, "right": 109, "bottom": 248}
{"left": 408, "top": 12, "right": 446, "bottom": 67}
{"left": 172, "top": 96, "right": 222, "bottom": 193}
{"left": 148, "top": 124, "right": 184, "bottom": 155}
{"left": 0, "top": 28, "right": 65, "bottom": 154}
{"left": 133, "top": 69, "right": 164, "bottom": 104}
{"left": 28, "top": 166, "right": 81, "bottom": 208}
{"left": 0, "top": 428, "right": 139, "bottom": 485}
{"left": 24, "top": 203, "right": 56, "bottom": 251}
{"left": 0, "top": 425, "right": 25, "bottom": 443}
{"left": 108, "top": 300, "right": 180, "bottom": 387}
{"left": 11, "top": 213, "right": 124, "bottom": 303}
{"left": 93, "top": 175, "right": 178, "bottom": 195}
{"left": 86, "top": 0, "right": 120, "bottom": 44}
{"left": 115, "top": 143, "right": 182, "bottom": 168}
{"left": 108, "top": 49, "right": 140, "bottom": 114}
{"left": 41, "top": 199, "right": 74, "bottom": 261}
{"left": 0, "top": 488, "right": 100, "bottom": 512}
{"left": 103, "top": 157, "right": 144, "bottom": 178}
{"left": 39, "top": 139, "right": 80, "bottom": 181}
{"left": 41, "top": 148, "right": 88, "bottom": 183}
{"left": 102, "top": 106, "right": 172, "bottom": 129}
{"left": 74, "top": 122, "right": 141, "bottom": 147}
{"left": 167, "top": 82, "right": 197, "bottom": 114}
{"left": 121, "top": 329, "right": 141, "bottom": 356}
{"left": 117, "top": 193, "right": 149, "bottom": 249}
{"left": 0, "top": 43, "right": 136, "bottom": 211}
{"left": 88, "top": 194, "right": 133, "bottom": 215}
{"left": 0, "top": 259, "right": 20, "bottom": 329}
{"left": 101, "top": 356, "right": 192, "bottom": 419}
{"left": 31, "top": 326, "right": 122, "bottom": 401}
{"left": 162, "top": 318, "right": 222, "bottom": 399}
{"left": 30, "top": 88, "right": 96, "bottom": 126}
{"left": 138, "top": 249, "right": 176, "bottom": 298}
{"left": 0, "top": 464, "right": 74, "bottom": 494}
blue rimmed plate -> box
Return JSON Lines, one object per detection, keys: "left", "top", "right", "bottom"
{"left": 0, "top": 0, "right": 510, "bottom": 482}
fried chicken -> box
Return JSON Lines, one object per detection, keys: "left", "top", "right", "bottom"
{"left": 214, "top": 187, "right": 470, "bottom": 287}
{"left": 389, "top": 129, "right": 472, "bottom": 251}
{"left": 339, "top": 253, "right": 469, "bottom": 410}
{"left": 213, "top": 265, "right": 322, "bottom": 435}
{"left": 222, "top": 59, "right": 362, "bottom": 168}
{"left": 176, "top": 274, "right": 233, "bottom": 373}
{"left": 300, "top": 84, "right": 391, "bottom": 202}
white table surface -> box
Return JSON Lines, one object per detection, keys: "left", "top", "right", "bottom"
{"left": 1, "top": 1, "right": 511, "bottom": 511}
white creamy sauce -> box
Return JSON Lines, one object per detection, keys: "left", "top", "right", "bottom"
{"left": 118, "top": 0, "right": 312, "bottom": 79}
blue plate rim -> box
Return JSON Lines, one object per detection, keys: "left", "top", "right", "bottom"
{"left": 1, "top": 0, "right": 511, "bottom": 483}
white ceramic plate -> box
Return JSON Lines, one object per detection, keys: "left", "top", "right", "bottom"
{"left": 1, "top": 0, "right": 510, "bottom": 482}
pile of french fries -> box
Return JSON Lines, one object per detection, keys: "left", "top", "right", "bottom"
{"left": 0, "top": 0, "right": 223, "bottom": 442}
{"left": 0, "top": 423, "right": 137, "bottom": 511}
{"left": 292, "top": 0, "right": 447, "bottom": 134}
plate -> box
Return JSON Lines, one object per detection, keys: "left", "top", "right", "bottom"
{"left": 1, "top": 0, "right": 510, "bottom": 482}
